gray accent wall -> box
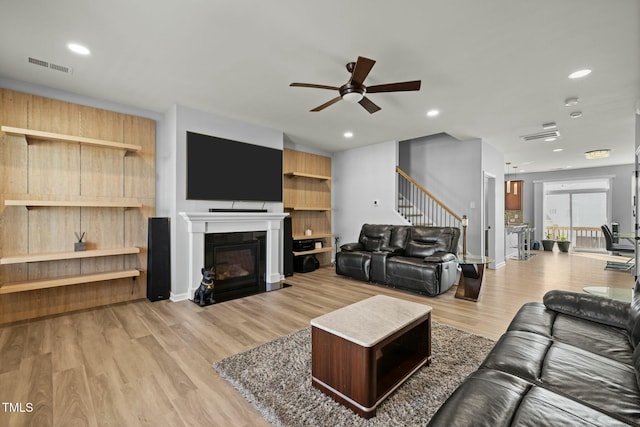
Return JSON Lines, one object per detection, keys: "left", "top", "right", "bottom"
{"left": 399, "top": 133, "right": 495, "bottom": 259}
{"left": 156, "top": 104, "right": 284, "bottom": 300}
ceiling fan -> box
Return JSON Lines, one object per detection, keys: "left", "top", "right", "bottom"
{"left": 290, "top": 56, "right": 421, "bottom": 114}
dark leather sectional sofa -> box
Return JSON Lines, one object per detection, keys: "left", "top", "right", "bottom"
{"left": 335, "top": 224, "right": 460, "bottom": 297}
{"left": 428, "top": 288, "right": 640, "bottom": 426}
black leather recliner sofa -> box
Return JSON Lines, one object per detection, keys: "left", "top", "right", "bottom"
{"left": 428, "top": 288, "right": 640, "bottom": 426}
{"left": 335, "top": 224, "right": 460, "bottom": 297}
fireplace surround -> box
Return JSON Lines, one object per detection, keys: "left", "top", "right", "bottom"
{"left": 180, "top": 211, "right": 288, "bottom": 301}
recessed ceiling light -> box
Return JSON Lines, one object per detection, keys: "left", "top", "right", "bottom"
{"left": 585, "top": 149, "right": 610, "bottom": 160}
{"left": 67, "top": 43, "right": 90, "bottom": 55}
{"left": 568, "top": 69, "right": 591, "bottom": 79}
{"left": 569, "top": 111, "right": 583, "bottom": 119}
{"left": 426, "top": 109, "right": 440, "bottom": 117}
{"left": 343, "top": 131, "right": 354, "bottom": 138}
{"left": 544, "top": 137, "right": 557, "bottom": 142}
{"left": 564, "top": 97, "right": 579, "bottom": 106}
{"left": 553, "top": 148, "right": 563, "bottom": 152}
{"left": 542, "top": 122, "right": 557, "bottom": 130}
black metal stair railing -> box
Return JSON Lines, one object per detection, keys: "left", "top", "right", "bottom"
{"left": 396, "top": 166, "right": 462, "bottom": 228}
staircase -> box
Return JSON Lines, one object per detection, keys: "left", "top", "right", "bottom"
{"left": 396, "top": 166, "right": 463, "bottom": 228}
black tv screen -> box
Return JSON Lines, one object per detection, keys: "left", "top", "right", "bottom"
{"left": 186, "top": 131, "right": 283, "bottom": 202}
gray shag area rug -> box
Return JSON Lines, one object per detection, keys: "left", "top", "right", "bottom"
{"left": 214, "top": 321, "right": 495, "bottom": 426}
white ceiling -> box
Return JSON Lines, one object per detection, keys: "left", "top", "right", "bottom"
{"left": 1, "top": 0, "right": 638, "bottom": 173}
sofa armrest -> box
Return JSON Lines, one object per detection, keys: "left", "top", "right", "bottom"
{"left": 340, "top": 242, "right": 364, "bottom": 252}
{"left": 543, "top": 290, "right": 630, "bottom": 329}
{"left": 423, "top": 252, "right": 456, "bottom": 263}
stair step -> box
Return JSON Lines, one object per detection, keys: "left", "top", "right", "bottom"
{"left": 404, "top": 213, "right": 423, "bottom": 217}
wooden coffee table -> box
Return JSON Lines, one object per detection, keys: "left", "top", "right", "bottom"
{"left": 310, "top": 295, "right": 432, "bottom": 418}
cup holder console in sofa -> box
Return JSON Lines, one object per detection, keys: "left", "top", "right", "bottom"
{"left": 335, "top": 224, "right": 461, "bottom": 297}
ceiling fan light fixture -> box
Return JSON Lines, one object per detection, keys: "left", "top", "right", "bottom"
{"left": 585, "top": 149, "right": 610, "bottom": 160}
{"left": 341, "top": 91, "right": 364, "bottom": 103}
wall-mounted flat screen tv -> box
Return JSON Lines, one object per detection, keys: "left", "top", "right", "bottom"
{"left": 186, "top": 131, "right": 283, "bottom": 202}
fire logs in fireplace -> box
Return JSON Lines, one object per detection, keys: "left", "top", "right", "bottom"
{"left": 204, "top": 231, "right": 266, "bottom": 303}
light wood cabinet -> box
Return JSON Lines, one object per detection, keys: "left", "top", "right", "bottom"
{"left": 283, "top": 149, "right": 332, "bottom": 266}
{"left": 0, "top": 89, "right": 155, "bottom": 323}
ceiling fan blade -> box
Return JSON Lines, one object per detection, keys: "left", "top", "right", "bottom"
{"left": 310, "top": 96, "right": 342, "bottom": 112}
{"left": 359, "top": 97, "right": 381, "bottom": 114}
{"left": 366, "top": 80, "right": 422, "bottom": 93}
{"left": 349, "top": 56, "right": 376, "bottom": 86}
{"left": 290, "top": 83, "right": 340, "bottom": 91}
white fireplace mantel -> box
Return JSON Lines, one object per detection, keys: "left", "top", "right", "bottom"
{"left": 179, "top": 211, "right": 288, "bottom": 298}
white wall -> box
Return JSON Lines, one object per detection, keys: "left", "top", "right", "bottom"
{"left": 332, "top": 141, "right": 406, "bottom": 246}
{"left": 157, "top": 104, "right": 284, "bottom": 300}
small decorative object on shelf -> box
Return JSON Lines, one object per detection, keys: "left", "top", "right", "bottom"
{"left": 315, "top": 241, "right": 323, "bottom": 249}
{"left": 193, "top": 267, "right": 215, "bottom": 307}
{"left": 304, "top": 225, "right": 313, "bottom": 236}
{"left": 74, "top": 232, "right": 86, "bottom": 252}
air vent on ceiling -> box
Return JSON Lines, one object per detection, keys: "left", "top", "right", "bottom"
{"left": 28, "top": 57, "right": 73, "bottom": 74}
{"left": 520, "top": 130, "right": 560, "bottom": 142}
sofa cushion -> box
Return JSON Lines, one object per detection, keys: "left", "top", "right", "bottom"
{"left": 358, "top": 224, "right": 392, "bottom": 252}
{"left": 481, "top": 331, "right": 640, "bottom": 425}
{"left": 508, "top": 302, "right": 633, "bottom": 364}
{"left": 335, "top": 251, "right": 371, "bottom": 282}
{"left": 427, "top": 369, "right": 631, "bottom": 427}
{"left": 543, "top": 289, "right": 630, "bottom": 330}
{"left": 384, "top": 256, "right": 440, "bottom": 296}
{"left": 541, "top": 343, "right": 640, "bottom": 425}
{"left": 404, "top": 226, "right": 455, "bottom": 258}
{"left": 627, "top": 288, "right": 640, "bottom": 348}
{"left": 384, "top": 225, "right": 409, "bottom": 253}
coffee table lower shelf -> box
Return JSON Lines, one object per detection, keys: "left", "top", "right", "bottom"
{"left": 311, "top": 316, "right": 431, "bottom": 418}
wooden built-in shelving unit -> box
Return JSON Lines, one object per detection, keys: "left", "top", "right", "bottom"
{"left": 284, "top": 172, "right": 331, "bottom": 181}
{"left": 1, "top": 247, "right": 140, "bottom": 265}
{"left": 283, "top": 148, "right": 332, "bottom": 267}
{"left": 0, "top": 125, "right": 142, "bottom": 152}
{"left": 0, "top": 269, "right": 141, "bottom": 294}
{"left": 5, "top": 198, "right": 142, "bottom": 208}
{"left": 0, "top": 88, "right": 155, "bottom": 323}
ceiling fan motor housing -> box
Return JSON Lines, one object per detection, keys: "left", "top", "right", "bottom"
{"left": 340, "top": 83, "right": 365, "bottom": 102}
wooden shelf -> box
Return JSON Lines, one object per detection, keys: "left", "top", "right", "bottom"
{"left": 0, "top": 125, "right": 142, "bottom": 152}
{"left": 284, "top": 206, "right": 331, "bottom": 211}
{"left": 284, "top": 172, "right": 331, "bottom": 181}
{"left": 0, "top": 269, "right": 141, "bottom": 295}
{"left": 1, "top": 247, "right": 140, "bottom": 265}
{"left": 293, "top": 246, "right": 334, "bottom": 257}
{"left": 293, "top": 233, "right": 333, "bottom": 240}
{"left": 5, "top": 199, "right": 142, "bottom": 208}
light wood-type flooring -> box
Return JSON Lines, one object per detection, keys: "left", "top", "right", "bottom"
{"left": 0, "top": 250, "right": 634, "bottom": 426}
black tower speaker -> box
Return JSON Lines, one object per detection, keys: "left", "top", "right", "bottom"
{"left": 147, "top": 217, "right": 171, "bottom": 301}
{"left": 283, "top": 216, "right": 294, "bottom": 277}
